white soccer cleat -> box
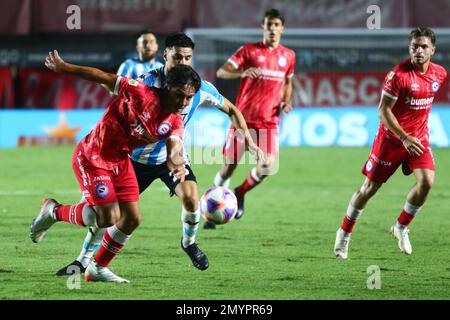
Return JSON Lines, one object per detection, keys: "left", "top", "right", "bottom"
{"left": 390, "top": 224, "right": 412, "bottom": 255}
{"left": 30, "top": 198, "right": 59, "bottom": 243}
{"left": 334, "top": 228, "right": 351, "bottom": 259}
{"left": 85, "top": 262, "right": 130, "bottom": 283}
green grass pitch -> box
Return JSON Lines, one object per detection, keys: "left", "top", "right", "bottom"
{"left": 0, "top": 146, "right": 449, "bottom": 299}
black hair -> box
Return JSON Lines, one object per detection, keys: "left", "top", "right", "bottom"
{"left": 409, "top": 27, "right": 436, "bottom": 46}
{"left": 165, "top": 32, "right": 195, "bottom": 50}
{"left": 166, "top": 64, "right": 201, "bottom": 92}
{"left": 263, "top": 8, "right": 285, "bottom": 25}
{"left": 137, "top": 30, "right": 156, "bottom": 39}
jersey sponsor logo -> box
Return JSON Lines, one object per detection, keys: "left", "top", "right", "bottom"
{"left": 157, "top": 122, "right": 171, "bottom": 135}
{"left": 411, "top": 83, "right": 420, "bottom": 91}
{"left": 259, "top": 68, "right": 286, "bottom": 80}
{"left": 431, "top": 80, "right": 440, "bottom": 92}
{"left": 278, "top": 56, "right": 287, "bottom": 67}
{"left": 405, "top": 96, "right": 434, "bottom": 109}
{"left": 128, "top": 79, "right": 139, "bottom": 86}
{"left": 95, "top": 183, "right": 109, "bottom": 198}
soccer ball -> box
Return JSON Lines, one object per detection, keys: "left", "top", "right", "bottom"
{"left": 200, "top": 186, "right": 238, "bottom": 224}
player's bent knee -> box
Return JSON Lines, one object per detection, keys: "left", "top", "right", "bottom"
{"left": 95, "top": 205, "right": 121, "bottom": 227}
{"left": 418, "top": 177, "right": 434, "bottom": 192}
{"left": 360, "top": 181, "right": 381, "bottom": 199}
{"left": 126, "top": 214, "right": 142, "bottom": 229}
{"left": 182, "top": 195, "right": 199, "bottom": 212}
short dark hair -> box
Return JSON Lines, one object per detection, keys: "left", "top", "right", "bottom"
{"left": 165, "top": 32, "right": 195, "bottom": 50}
{"left": 263, "top": 8, "right": 285, "bottom": 25}
{"left": 137, "top": 30, "right": 156, "bottom": 39}
{"left": 409, "top": 27, "right": 436, "bottom": 46}
{"left": 166, "top": 64, "right": 201, "bottom": 92}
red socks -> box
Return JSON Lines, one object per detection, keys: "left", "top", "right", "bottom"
{"left": 55, "top": 203, "right": 87, "bottom": 226}
{"left": 235, "top": 168, "right": 263, "bottom": 197}
{"left": 94, "top": 226, "right": 130, "bottom": 267}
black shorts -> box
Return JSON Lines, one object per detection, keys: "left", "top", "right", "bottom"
{"left": 131, "top": 160, "right": 197, "bottom": 197}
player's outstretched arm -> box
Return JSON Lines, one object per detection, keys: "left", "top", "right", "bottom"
{"left": 166, "top": 136, "right": 186, "bottom": 183}
{"left": 44, "top": 50, "right": 118, "bottom": 92}
{"left": 378, "top": 94, "right": 425, "bottom": 156}
{"left": 216, "top": 62, "right": 261, "bottom": 80}
{"left": 220, "top": 98, "right": 264, "bottom": 162}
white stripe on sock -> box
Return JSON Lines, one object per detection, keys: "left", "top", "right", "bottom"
{"left": 404, "top": 201, "right": 422, "bottom": 216}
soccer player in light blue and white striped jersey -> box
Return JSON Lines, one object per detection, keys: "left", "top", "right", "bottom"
{"left": 116, "top": 31, "right": 164, "bottom": 79}
{"left": 56, "top": 33, "right": 263, "bottom": 275}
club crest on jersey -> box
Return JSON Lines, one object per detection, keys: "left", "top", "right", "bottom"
{"left": 278, "top": 56, "right": 287, "bottom": 67}
{"left": 365, "top": 159, "right": 374, "bottom": 172}
{"left": 128, "top": 79, "right": 139, "bottom": 86}
{"left": 95, "top": 183, "right": 109, "bottom": 198}
{"left": 157, "top": 122, "right": 171, "bottom": 135}
{"left": 431, "top": 80, "right": 440, "bottom": 92}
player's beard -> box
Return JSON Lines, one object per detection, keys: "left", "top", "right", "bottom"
{"left": 141, "top": 51, "right": 157, "bottom": 61}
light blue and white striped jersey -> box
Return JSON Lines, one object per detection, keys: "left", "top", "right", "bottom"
{"left": 116, "top": 58, "right": 164, "bottom": 79}
{"left": 131, "top": 66, "right": 224, "bottom": 165}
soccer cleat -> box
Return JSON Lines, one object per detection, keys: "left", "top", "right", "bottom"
{"left": 390, "top": 224, "right": 412, "bottom": 255}
{"left": 401, "top": 162, "right": 413, "bottom": 176}
{"left": 55, "top": 260, "right": 86, "bottom": 277}
{"left": 181, "top": 239, "right": 209, "bottom": 271}
{"left": 202, "top": 220, "right": 216, "bottom": 229}
{"left": 84, "top": 261, "right": 129, "bottom": 283}
{"left": 334, "top": 228, "right": 351, "bottom": 259}
{"left": 234, "top": 188, "right": 245, "bottom": 219}
{"left": 30, "top": 198, "right": 59, "bottom": 243}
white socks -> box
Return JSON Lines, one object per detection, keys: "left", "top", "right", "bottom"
{"left": 181, "top": 207, "right": 200, "bottom": 248}
{"left": 214, "top": 172, "right": 230, "bottom": 188}
{"left": 76, "top": 227, "right": 106, "bottom": 268}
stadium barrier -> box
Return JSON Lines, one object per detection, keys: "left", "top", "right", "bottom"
{"left": 1, "top": 107, "right": 449, "bottom": 149}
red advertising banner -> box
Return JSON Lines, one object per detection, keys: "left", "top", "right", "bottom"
{"left": 0, "top": 0, "right": 31, "bottom": 34}
{"left": 31, "top": 0, "right": 194, "bottom": 33}
{"left": 0, "top": 68, "right": 15, "bottom": 108}
{"left": 195, "top": 0, "right": 408, "bottom": 28}
{"left": 292, "top": 72, "right": 450, "bottom": 107}
{"left": 19, "top": 69, "right": 112, "bottom": 109}
{"left": 1, "top": 0, "right": 450, "bottom": 34}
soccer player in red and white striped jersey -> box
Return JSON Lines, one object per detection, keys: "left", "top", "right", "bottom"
{"left": 334, "top": 27, "right": 447, "bottom": 259}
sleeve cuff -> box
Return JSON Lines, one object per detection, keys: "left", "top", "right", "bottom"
{"left": 227, "top": 58, "right": 240, "bottom": 70}
{"left": 382, "top": 90, "right": 398, "bottom": 100}
{"left": 113, "top": 76, "right": 122, "bottom": 95}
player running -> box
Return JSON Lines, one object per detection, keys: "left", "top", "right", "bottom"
{"left": 205, "top": 8, "right": 296, "bottom": 229}
{"left": 54, "top": 33, "right": 264, "bottom": 275}
{"left": 334, "top": 27, "right": 447, "bottom": 259}
{"left": 30, "top": 50, "right": 201, "bottom": 283}
{"left": 116, "top": 31, "right": 164, "bottom": 78}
